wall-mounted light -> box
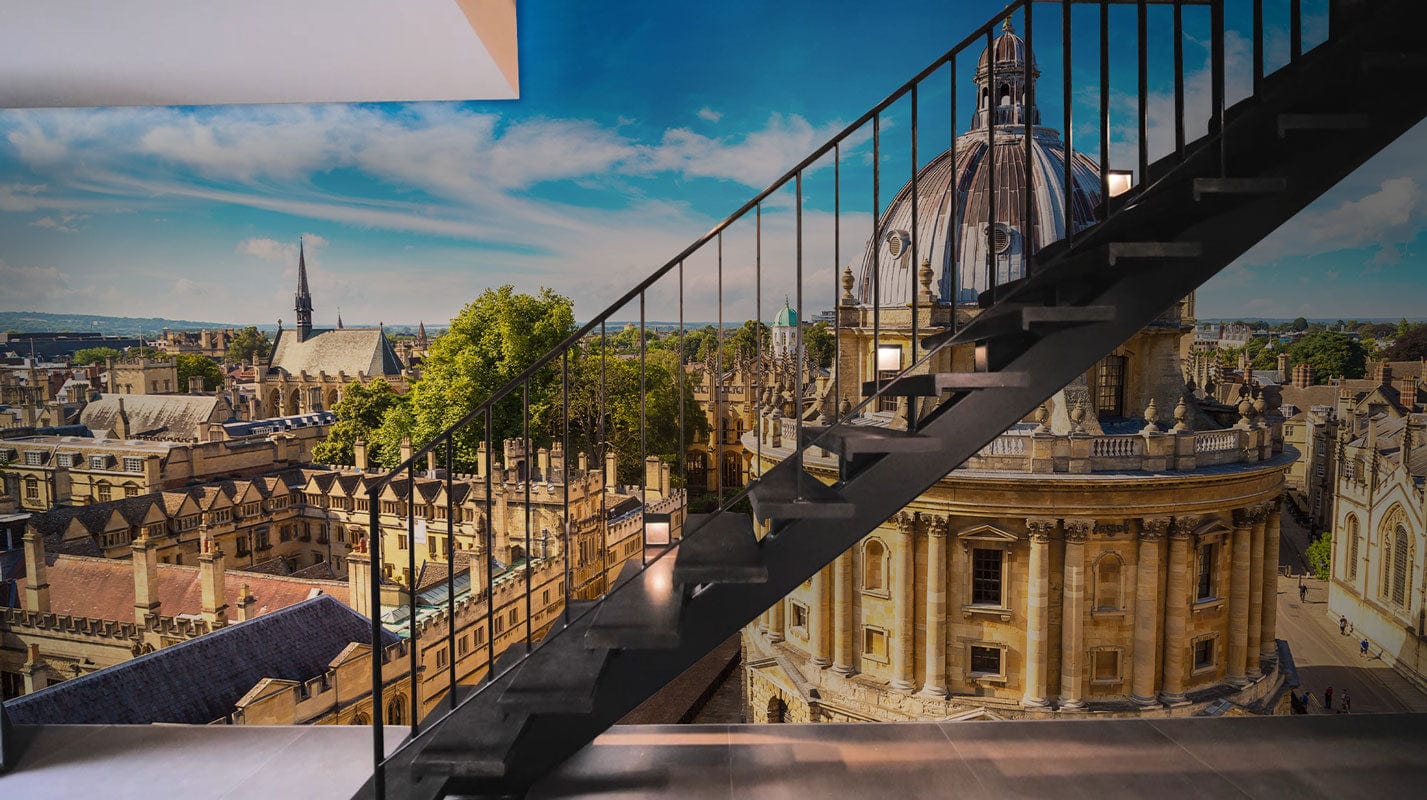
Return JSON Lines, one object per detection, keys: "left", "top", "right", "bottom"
{"left": 1107, "top": 169, "right": 1135, "bottom": 198}
{"left": 877, "top": 345, "right": 904, "bottom": 373}
{"left": 644, "top": 512, "right": 672, "bottom": 546}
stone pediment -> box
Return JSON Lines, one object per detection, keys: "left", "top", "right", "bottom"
{"left": 1193, "top": 519, "right": 1233, "bottom": 539}
{"left": 956, "top": 524, "right": 1019, "bottom": 544}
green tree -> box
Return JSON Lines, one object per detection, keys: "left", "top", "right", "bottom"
{"left": 804, "top": 321, "right": 836, "bottom": 369}
{"left": 313, "top": 379, "right": 407, "bottom": 467}
{"left": 225, "top": 326, "right": 272, "bottom": 364}
{"left": 71, "top": 347, "right": 123, "bottom": 365}
{"left": 175, "top": 353, "right": 224, "bottom": 392}
{"left": 1384, "top": 324, "right": 1427, "bottom": 360}
{"left": 1287, "top": 330, "right": 1367, "bottom": 380}
{"left": 1398, "top": 318, "right": 1412, "bottom": 338}
{"left": 126, "top": 345, "right": 163, "bottom": 359}
{"left": 1306, "top": 531, "right": 1333, "bottom": 581}
{"left": 724, "top": 320, "right": 770, "bottom": 362}
{"left": 1290, "top": 316, "right": 1309, "bottom": 332}
{"left": 373, "top": 286, "right": 576, "bottom": 469}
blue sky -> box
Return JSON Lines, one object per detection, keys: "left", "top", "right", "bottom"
{"left": 0, "top": 0, "right": 1422, "bottom": 327}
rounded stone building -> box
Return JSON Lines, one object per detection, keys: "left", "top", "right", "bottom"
{"left": 742, "top": 24, "right": 1293, "bottom": 723}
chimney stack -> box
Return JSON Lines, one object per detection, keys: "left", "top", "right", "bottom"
{"left": 1277, "top": 353, "right": 1290, "bottom": 375}
{"left": 198, "top": 531, "right": 228, "bottom": 628}
{"left": 347, "top": 536, "right": 374, "bottom": 619}
{"left": 644, "top": 456, "right": 662, "bottom": 499}
{"left": 476, "top": 441, "right": 488, "bottom": 479}
{"left": 537, "top": 448, "right": 550, "bottom": 482}
{"left": 353, "top": 438, "right": 368, "bottom": 470}
{"left": 605, "top": 451, "right": 619, "bottom": 491}
{"left": 1292, "top": 363, "right": 1313, "bottom": 389}
{"left": 400, "top": 437, "right": 414, "bottom": 464}
{"left": 132, "top": 531, "right": 161, "bottom": 625}
{"left": 236, "top": 583, "right": 256, "bottom": 622}
{"left": 578, "top": 451, "right": 588, "bottom": 473}
{"left": 22, "top": 526, "right": 50, "bottom": 613}
{"left": 188, "top": 375, "right": 204, "bottom": 393}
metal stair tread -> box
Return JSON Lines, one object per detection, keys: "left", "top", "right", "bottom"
{"left": 497, "top": 613, "right": 612, "bottom": 714}
{"left": 748, "top": 464, "right": 854, "bottom": 522}
{"left": 673, "top": 512, "right": 768, "bottom": 584}
{"left": 922, "top": 304, "right": 1115, "bottom": 350}
{"left": 1277, "top": 112, "right": 1370, "bottom": 137}
{"left": 864, "top": 370, "right": 1032, "bottom": 398}
{"left": 585, "top": 558, "right": 683, "bottom": 650}
{"left": 410, "top": 706, "right": 530, "bottom": 780}
{"left": 799, "top": 423, "right": 940, "bottom": 458}
{"left": 1192, "top": 177, "right": 1288, "bottom": 200}
{"left": 1105, "top": 241, "right": 1202, "bottom": 265}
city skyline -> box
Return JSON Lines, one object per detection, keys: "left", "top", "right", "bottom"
{"left": 1, "top": 0, "right": 1422, "bottom": 327}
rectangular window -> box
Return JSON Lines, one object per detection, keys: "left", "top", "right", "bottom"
{"left": 89, "top": 455, "right": 107, "bottom": 470}
{"left": 96, "top": 484, "right": 111, "bottom": 502}
{"left": 435, "top": 648, "right": 448, "bottom": 669}
{"left": 457, "top": 636, "right": 469, "bottom": 656}
{"left": 24, "top": 479, "right": 38, "bottom": 500}
{"left": 397, "top": 535, "right": 407, "bottom": 550}
{"left": 969, "top": 645, "right": 1002, "bottom": 676}
{"left": 791, "top": 602, "right": 809, "bottom": 633}
{"left": 971, "top": 548, "right": 1004, "bottom": 606}
{"left": 124, "top": 485, "right": 139, "bottom": 498}
{"left": 1197, "top": 543, "right": 1215, "bottom": 600}
{"left": 1194, "top": 638, "right": 1215, "bottom": 670}
{"left": 1092, "top": 650, "right": 1120, "bottom": 682}
{"left": 57, "top": 453, "right": 74, "bottom": 468}
{"left": 862, "top": 627, "right": 888, "bottom": 661}
{"left": 24, "top": 451, "right": 42, "bottom": 466}
{"left": 1096, "top": 355, "right": 1126, "bottom": 417}
{"left": 123, "top": 457, "right": 143, "bottom": 473}
{"left": 428, "top": 535, "right": 438, "bottom": 558}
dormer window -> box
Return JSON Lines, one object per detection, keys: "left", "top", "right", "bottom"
{"left": 123, "top": 457, "right": 144, "bottom": 473}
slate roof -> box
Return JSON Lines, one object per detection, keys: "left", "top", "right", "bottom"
{"left": 80, "top": 393, "right": 232, "bottom": 440}
{"left": 2, "top": 594, "right": 394, "bottom": 725}
{"left": 14, "top": 555, "right": 349, "bottom": 622}
{"left": 268, "top": 328, "right": 403, "bottom": 377}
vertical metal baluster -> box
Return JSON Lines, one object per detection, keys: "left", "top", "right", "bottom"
{"left": 1290, "top": 0, "right": 1302, "bottom": 61}
{"left": 678, "top": 261, "right": 686, "bottom": 495}
{"left": 872, "top": 113, "right": 880, "bottom": 390}
{"left": 832, "top": 150, "right": 840, "bottom": 413}
{"left": 755, "top": 206, "right": 762, "bottom": 470}
{"left": 599, "top": 321, "right": 608, "bottom": 592}
{"left": 950, "top": 56, "right": 959, "bottom": 325}
{"left": 1099, "top": 0, "right": 1110, "bottom": 217}
{"left": 562, "top": 350, "right": 571, "bottom": 624}
{"left": 523, "top": 384, "right": 532, "bottom": 650}
{"left": 406, "top": 461, "right": 417, "bottom": 735}
{"left": 716, "top": 233, "right": 724, "bottom": 507}
{"left": 445, "top": 435, "right": 455, "bottom": 711}
{"left": 368, "top": 484, "right": 384, "bottom": 798}
{"left": 987, "top": 22, "right": 997, "bottom": 304}
{"left": 1024, "top": 0, "right": 1035, "bottom": 277}
{"left": 484, "top": 409, "right": 494, "bottom": 674}
{"left": 1063, "top": 0, "right": 1074, "bottom": 246}
{"left": 1175, "top": 0, "right": 1185, "bottom": 160}
{"left": 1213, "top": 0, "right": 1226, "bottom": 176}
{"left": 1253, "top": 0, "right": 1264, "bottom": 97}
{"left": 640, "top": 290, "right": 647, "bottom": 565}
{"left": 1138, "top": 0, "right": 1148, "bottom": 192}
{"left": 909, "top": 84, "right": 920, "bottom": 430}
{"left": 794, "top": 170, "right": 804, "bottom": 488}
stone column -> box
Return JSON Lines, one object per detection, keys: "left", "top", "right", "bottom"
{"left": 832, "top": 551, "right": 855, "bottom": 675}
{"left": 1226, "top": 511, "right": 1253, "bottom": 686}
{"left": 891, "top": 512, "right": 917, "bottom": 693}
{"left": 1131, "top": 518, "right": 1169, "bottom": 706}
{"left": 1022, "top": 517, "right": 1057, "bottom": 708}
{"left": 1058, "top": 519, "right": 1091, "bottom": 710}
{"left": 769, "top": 598, "right": 785, "bottom": 643}
{"left": 919, "top": 517, "right": 949, "bottom": 698}
{"left": 811, "top": 564, "right": 833, "bottom": 667}
{"left": 1160, "top": 516, "right": 1196, "bottom": 704}
{"left": 1260, "top": 507, "right": 1282, "bottom": 663}
{"left": 1246, "top": 505, "right": 1267, "bottom": 679}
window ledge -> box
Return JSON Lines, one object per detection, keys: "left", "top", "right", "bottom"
{"left": 968, "top": 672, "right": 1008, "bottom": 685}
{"left": 861, "top": 589, "right": 891, "bottom": 600}
{"left": 1192, "top": 598, "right": 1225, "bottom": 614}
{"left": 962, "top": 604, "right": 1013, "bottom": 622}
{"left": 1090, "top": 677, "right": 1124, "bottom": 686}
{"left": 1090, "top": 609, "right": 1126, "bottom": 620}
{"left": 1191, "top": 664, "right": 1216, "bottom": 676}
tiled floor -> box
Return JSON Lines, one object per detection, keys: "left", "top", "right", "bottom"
{"left": 7, "top": 713, "right": 1427, "bottom": 798}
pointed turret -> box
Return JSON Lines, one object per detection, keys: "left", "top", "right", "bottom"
{"left": 416, "top": 320, "right": 428, "bottom": 346}
{"left": 295, "top": 237, "right": 313, "bottom": 342}
{"left": 336, "top": 307, "right": 344, "bottom": 329}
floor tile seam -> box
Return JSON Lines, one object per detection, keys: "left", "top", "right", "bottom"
{"left": 1142, "top": 719, "right": 1255, "bottom": 799}
{"left": 931, "top": 721, "right": 988, "bottom": 796}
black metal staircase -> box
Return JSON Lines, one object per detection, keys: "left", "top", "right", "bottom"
{"left": 357, "top": 1, "right": 1427, "bottom": 796}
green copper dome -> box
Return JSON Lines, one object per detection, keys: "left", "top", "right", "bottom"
{"left": 773, "top": 300, "right": 798, "bottom": 327}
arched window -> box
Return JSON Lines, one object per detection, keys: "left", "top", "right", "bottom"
{"left": 1094, "top": 554, "right": 1123, "bottom": 611}
{"left": 351, "top": 711, "right": 370, "bottom": 726}
{"left": 685, "top": 451, "right": 708, "bottom": 493}
{"left": 386, "top": 696, "right": 406, "bottom": 726}
{"left": 721, "top": 452, "right": 743, "bottom": 490}
{"left": 862, "top": 539, "right": 887, "bottom": 592}
{"left": 767, "top": 696, "right": 787, "bottom": 724}
{"left": 1347, "top": 515, "right": 1360, "bottom": 580}
{"left": 1391, "top": 524, "right": 1410, "bottom": 607}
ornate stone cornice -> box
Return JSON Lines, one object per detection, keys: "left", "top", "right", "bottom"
{"left": 1061, "top": 518, "right": 1095, "bottom": 542}
{"left": 1140, "top": 517, "right": 1172, "bottom": 540}
{"left": 1025, "top": 517, "right": 1059, "bottom": 543}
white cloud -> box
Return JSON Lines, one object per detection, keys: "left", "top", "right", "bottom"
{"left": 28, "top": 212, "right": 87, "bottom": 233}
{"left": 697, "top": 107, "right": 723, "bottom": 123}
{"left": 0, "top": 259, "right": 87, "bottom": 309}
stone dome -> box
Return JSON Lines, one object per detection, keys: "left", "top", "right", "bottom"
{"left": 856, "top": 19, "right": 1102, "bottom": 306}
{"left": 773, "top": 300, "right": 798, "bottom": 328}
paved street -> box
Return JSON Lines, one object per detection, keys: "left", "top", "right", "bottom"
{"left": 1273, "top": 501, "right": 1427, "bottom": 713}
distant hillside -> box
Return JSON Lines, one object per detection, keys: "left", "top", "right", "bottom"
{"left": 0, "top": 311, "right": 238, "bottom": 337}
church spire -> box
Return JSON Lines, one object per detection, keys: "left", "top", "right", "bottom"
{"left": 336, "top": 306, "right": 344, "bottom": 329}
{"left": 295, "top": 236, "right": 314, "bottom": 342}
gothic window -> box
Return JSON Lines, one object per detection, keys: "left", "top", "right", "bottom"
{"left": 1196, "top": 543, "right": 1216, "bottom": 601}
{"left": 862, "top": 539, "right": 888, "bottom": 592}
{"left": 1347, "top": 515, "right": 1360, "bottom": 580}
{"left": 1094, "top": 554, "right": 1123, "bottom": 611}
{"left": 385, "top": 696, "right": 406, "bottom": 726}
{"left": 685, "top": 451, "right": 708, "bottom": 493}
{"left": 1391, "top": 524, "right": 1411, "bottom": 607}
{"left": 971, "top": 548, "right": 1004, "bottom": 606}
{"left": 722, "top": 452, "right": 743, "bottom": 490}
{"left": 1096, "top": 355, "right": 1127, "bottom": 418}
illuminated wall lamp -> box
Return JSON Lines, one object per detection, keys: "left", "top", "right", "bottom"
{"left": 644, "top": 512, "right": 672, "bottom": 547}
{"left": 1107, "top": 169, "right": 1135, "bottom": 198}
{"left": 876, "top": 345, "right": 904, "bottom": 373}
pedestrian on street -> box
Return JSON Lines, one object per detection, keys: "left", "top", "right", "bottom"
{"left": 1340, "top": 615, "right": 1348, "bottom": 635}
{"left": 1361, "top": 638, "right": 1370, "bottom": 658}
{"left": 1300, "top": 584, "right": 1308, "bottom": 602}
{"left": 1341, "top": 691, "right": 1351, "bottom": 713}
{"left": 1324, "top": 686, "right": 1334, "bottom": 711}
